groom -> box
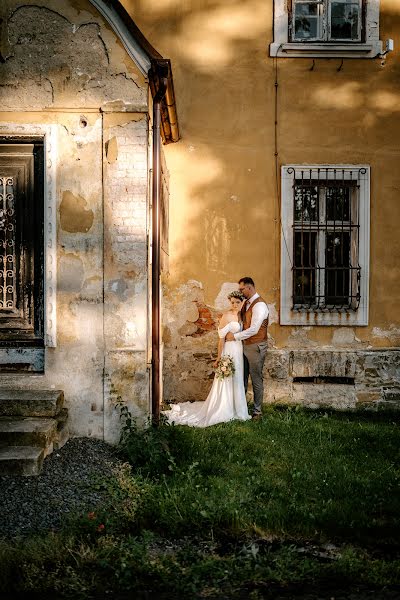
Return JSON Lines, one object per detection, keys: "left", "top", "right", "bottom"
{"left": 225, "top": 277, "right": 269, "bottom": 420}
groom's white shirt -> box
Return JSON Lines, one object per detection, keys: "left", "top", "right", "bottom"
{"left": 234, "top": 293, "right": 269, "bottom": 342}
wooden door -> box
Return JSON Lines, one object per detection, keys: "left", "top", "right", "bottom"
{"left": 0, "top": 144, "right": 44, "bottom": 346}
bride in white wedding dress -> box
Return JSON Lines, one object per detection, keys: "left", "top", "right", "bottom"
{"left": 162, "top": 291, "right": 251, "bottom": 427}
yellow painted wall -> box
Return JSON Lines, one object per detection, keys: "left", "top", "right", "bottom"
{"left": 123, "top": 0, "right": 400, "bottom": 349}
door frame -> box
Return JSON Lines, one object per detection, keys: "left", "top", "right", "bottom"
{"left": 0, "top": 124, "right": 57, "bottom": 348}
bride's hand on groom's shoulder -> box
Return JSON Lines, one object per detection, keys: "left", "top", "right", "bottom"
{"left": 212, "top": 360, "right": 219, "bottom": 368}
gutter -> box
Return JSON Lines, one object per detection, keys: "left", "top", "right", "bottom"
{"left": 149, "top": 59, "right": 180, "bottom": 144}
{"left": 151, "top": 61, "right": 168, "bottom": 425}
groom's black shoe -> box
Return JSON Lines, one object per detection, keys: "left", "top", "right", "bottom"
{"left": 251, "top": 414, "right": 262, "bottom": 421}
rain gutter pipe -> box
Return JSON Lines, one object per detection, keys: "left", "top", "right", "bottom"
{"left": 151, "top": 62, "right": 168, "bottom": 425}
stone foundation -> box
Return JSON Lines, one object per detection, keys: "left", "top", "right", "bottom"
{"left": 164, "top": 346, "right": 400, "bottom": 411}
{"left": 264, "top": 349, "right": 400, "bottom": 411}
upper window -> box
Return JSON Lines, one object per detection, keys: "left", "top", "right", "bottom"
{"left": 280, "top": 165, "right": 370, "bottom": 326}
{"left": 270, "top": 0, "right": 382, "bottom": 58}
{"left": 292, "top": 0, "right": 362, "bottom": 42}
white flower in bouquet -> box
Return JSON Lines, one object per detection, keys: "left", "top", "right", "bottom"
{"left": 215, "top": 355, "right": 235, "bottom": 380}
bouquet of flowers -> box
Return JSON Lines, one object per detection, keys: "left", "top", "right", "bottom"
{"left": 215, "top": 355, "right": 235, "bottom": 380}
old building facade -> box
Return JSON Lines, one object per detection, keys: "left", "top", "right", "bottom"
{"left": 0, "top": 0, "right": 399, "bottom": 456}
{"left": 123, "top": 0, "right": 400, "bottom": 411}
{"left": 0, "top": 0, "right": 178, "bottom": 445}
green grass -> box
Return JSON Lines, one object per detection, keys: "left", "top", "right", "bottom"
{"left": 1, "top": 407, "right": 399, "bottom": 598}
{"left": 122, "top": 407, "right": 400, "bottom": 545}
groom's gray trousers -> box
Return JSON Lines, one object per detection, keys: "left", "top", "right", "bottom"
{"left": 243, "top": 342, "right": 268, "bottom": 415}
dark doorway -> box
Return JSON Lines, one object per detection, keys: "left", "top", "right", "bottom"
{"left": 0, "top": 143, "right": 44, "bottom": 354}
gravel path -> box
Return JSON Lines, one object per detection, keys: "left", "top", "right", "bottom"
{"left": 0, "top": 438, "right": 124, "bottom": 538}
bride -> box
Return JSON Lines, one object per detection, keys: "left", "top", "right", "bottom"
{"left": 162, "top": 290, "right": 251, "bottom": 427}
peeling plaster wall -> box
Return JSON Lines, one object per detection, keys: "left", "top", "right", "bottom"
{"left": 0, "top": 1, "right": 147, "bottom": 111}
{"left": 0, "top": 0, "right": 151, "bottom": 439}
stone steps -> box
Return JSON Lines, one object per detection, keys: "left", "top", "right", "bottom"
{"left": 0, "top": 417, "right": 58, "bottom": 449}
{"left": 0, "top": 389, "right": 64, "bottom": 417}
{"left": 0, "top": 389, "right": 68, "bottom": 476}
{"left": 0, "top": 446, "right": 45, "bottom": 476}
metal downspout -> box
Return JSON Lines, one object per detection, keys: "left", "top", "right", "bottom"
{"left": 151, "top": 73, "right": 168, "bottom": 425}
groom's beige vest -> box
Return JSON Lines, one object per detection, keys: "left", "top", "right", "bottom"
{"left": 241, "top": 297, "right": 269, "bottom": 346}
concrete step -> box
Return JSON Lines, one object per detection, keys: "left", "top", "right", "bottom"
{"left": 0, "top": 417, "right": 58, "bottom": 448}
{"left": 56, "top": 407, "right": 68, "bottom": 426}
{"left": 0, "top": 389, "right": 64, "bottom": 417}
{"left": 0, "top": 445, "right": 44, "bottom": 476}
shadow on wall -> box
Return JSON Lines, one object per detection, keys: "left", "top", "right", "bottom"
{"left": 121, "top": 0, "right": 400, "bottom": 401}
{"left": 125, "top": 0, "right": 400, "bottom": 294}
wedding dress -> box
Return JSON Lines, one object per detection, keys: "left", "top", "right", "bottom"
{"left": 162, "top": 321, "right": 250, "bottom": 427}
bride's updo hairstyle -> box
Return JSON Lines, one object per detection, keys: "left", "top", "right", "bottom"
{"left": 228, "top": 290, "right": 246, "bottom": 302}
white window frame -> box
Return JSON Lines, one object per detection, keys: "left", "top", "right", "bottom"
{"left": 270, "top": 0, "right": 382, "bottom": 58}
{"left": 280, "top": 165, "right": 370, "bottom": 326}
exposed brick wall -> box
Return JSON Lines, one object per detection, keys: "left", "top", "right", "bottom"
{"left": 103, "top": 115, "right": 150, "bottom": 443}
{"left": 105, "top": 119, "right": 149, "bottom": 270}
{"left": 191, "top": 302, "right": 218, "bottom": 336}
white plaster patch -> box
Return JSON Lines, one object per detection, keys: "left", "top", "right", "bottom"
{"left": 372, "top": 326, "right": 400, "bottom": 340}
{"left": 288, "top": 327, "right": 318, "bottom": 347}
{"left": 163, "top": 280, "right": 204, "bottom": 328}
{"left": 185, "top": 302, "right": 200, "bottom": 323}
{"left": 214, "top": 282, "right": 240, "bottom": 311}
{"left": 187, "top": 279, "right": 203, "bottom": 290}
{"left": 332, "top": 328, "right": 361, "bottom": 347}
{"left": 267, "top": 303, "right": 278, "bottom": 325}
{"left": 230, "top": 195, "right": 239, "bottom": 203}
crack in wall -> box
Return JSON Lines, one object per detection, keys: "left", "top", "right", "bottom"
{"left": 110, "top": 71, "right": 140, "bottom": 89}
{"left": 43, "top": 76, "right": 54, "bottom": 104}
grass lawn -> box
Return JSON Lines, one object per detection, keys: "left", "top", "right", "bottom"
{"left": 1, "top": 407, "right": 400, "bottom": 599}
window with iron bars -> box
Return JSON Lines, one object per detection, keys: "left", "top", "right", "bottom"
{"left": 291, "top": 0, "right": 363, "bottom": 42}
{"left": 280, "top": 166, "right": 370, "bottom": 326}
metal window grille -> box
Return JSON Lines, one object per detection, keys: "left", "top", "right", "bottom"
{"left": 291, "top": 0, "right": 363, "bottom": 42}
{"left": 0, "top": 176, "right": 16, "bottom": 310}
{"left": 290, "top": 167, "right": 366, "bottom": 312}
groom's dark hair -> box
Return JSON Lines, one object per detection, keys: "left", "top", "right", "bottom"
{"left": 238, "top": 277, "right": 255, "bottom": 286}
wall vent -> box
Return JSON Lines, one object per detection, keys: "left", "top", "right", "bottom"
{"left": 293, "top": 376, "right": 355, "bottom": 385}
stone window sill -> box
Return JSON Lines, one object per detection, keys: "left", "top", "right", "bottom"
{"left": 280, "top": 309, "right": 368, "bottom": 327}
{"left": 270, "top": 41, "right": 382, "bottom": 59}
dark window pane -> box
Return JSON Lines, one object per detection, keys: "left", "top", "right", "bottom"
{"left": 293, "top": 231, "right": 317, "bottom": 304}
{"left": 294, "top": 3, "right": 319, "bottom": 39}
{"left": 326, "top": 186, "right": 350, "bottom": 221}
{"left": 294, "top": 183, "right": 318, "bottom": 221}
{"left": 330, "top": 1, "right": 360, "bottom": 40}
{"left": 325, "top": 232, "right": 350, "bottom": 305}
